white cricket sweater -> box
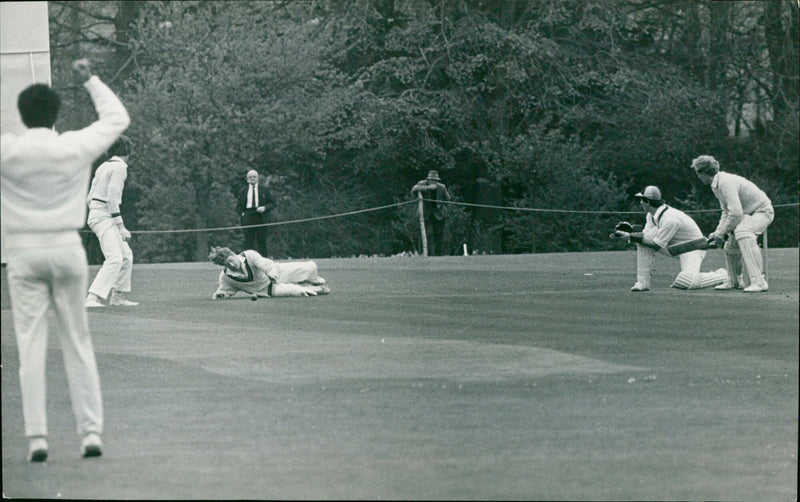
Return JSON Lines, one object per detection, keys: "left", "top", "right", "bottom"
{"left": 1, "top": 76, "right": 130, "bottom": 249}
{"left": 711, "top": 171, "right": 773, "bottom": 236}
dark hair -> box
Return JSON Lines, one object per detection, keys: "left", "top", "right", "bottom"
{"left": 18, "top": 84, "right": 60, "bottom": 128}
{"left": 108, "top": 135, "right": 133, "bottom": 157}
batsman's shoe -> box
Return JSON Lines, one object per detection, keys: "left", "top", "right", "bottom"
{"left": 110, "top": 292, "right": 138, "bottom": 306}
{"left": 81, "top": 433, "right": 103, "bottom": 458}
{"left": 743, "top": 281, "right": 768, "bottom": 293}
{"left": 85, "top": 295, "right": 105, "bottom": 308}
{"left": 27, "top": 437, "right": 48, "bottom": 463}
{"left": 630, "top": 282, "right": 649, "bottom": 292}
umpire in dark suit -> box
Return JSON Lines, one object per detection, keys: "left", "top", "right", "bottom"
{"left": 236, "top": 170, "right": 274, "bottom": 257}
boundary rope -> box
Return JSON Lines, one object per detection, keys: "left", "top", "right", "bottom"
{"left": 89, "top": 200, "right": 799, "bottom": 235}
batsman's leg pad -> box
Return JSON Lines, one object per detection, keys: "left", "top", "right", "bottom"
{"left": 722, "top": 250, "right": 742, "bottom": 286}
{"left": 738, "top": 236, "right": 765, "bottom": 287}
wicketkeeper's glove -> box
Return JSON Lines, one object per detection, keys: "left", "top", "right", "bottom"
{"left": 614, "top": 221, "right": 634, "bottom": 233}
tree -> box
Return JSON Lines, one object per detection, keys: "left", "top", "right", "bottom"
{"left": 44, "top": 1, "right": 798, "bottom": 259}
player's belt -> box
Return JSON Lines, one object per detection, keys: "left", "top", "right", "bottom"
{"left": 88, "top": 198, "right": 108, "bottom": 209}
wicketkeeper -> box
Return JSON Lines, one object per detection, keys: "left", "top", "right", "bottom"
{"left": 208, "top": 247, "right": 329, "bottom": 299}
{"left": 613, "top": 186, "right": 727, "bottom": 291}
{"left": 691, "top": 155, "right": 773, "bottom": 292}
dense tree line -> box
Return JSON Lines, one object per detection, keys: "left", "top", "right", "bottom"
{"left": 48, "top": 0, "right": 798, "bottom": 262}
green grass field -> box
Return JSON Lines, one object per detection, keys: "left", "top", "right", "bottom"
{"left": 2, "top": 248, "right": 798, "bottom": 500}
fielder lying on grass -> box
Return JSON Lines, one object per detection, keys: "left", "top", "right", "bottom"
{"left": 613, "top": 185, "right": 727, "bottom": 291}
{"left": 208, "top": 247, "right": 330, "bottom": 299}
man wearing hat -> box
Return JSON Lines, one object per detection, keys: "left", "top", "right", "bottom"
{"left": 411, "top": 170, "right": 451, "bottom": 256}
{"left": 691, "top": 155, "right": 773, "bottom": 292}
{"left": 614, "top": 185, "right": 727, "bottom": 291}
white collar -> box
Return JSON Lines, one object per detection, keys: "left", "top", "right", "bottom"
{"left": 710, "top": 172, "right": 720, "bottom": 189}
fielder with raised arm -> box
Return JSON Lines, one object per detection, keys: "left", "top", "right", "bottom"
{"left": 691, "top": 155, "right": 773, "bottom": 292}
{"left": 209, "top": 247, "right": 329, "bottom": 299}
{"left": 1, "top": 58, "right": 129, "bottom": 462}
{"left": 614, "top": 185, "right": 727, "bottom": 291}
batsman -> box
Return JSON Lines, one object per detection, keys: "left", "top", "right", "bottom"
{"left": 691, "top": 155, "right": 773, "bottom": 292}
{"left": 613, "top": 185, "right": 727, "bottom": 291}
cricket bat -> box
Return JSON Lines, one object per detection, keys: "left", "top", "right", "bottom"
{"left": 667, "top": 237, "right": 715, "bottom": 256}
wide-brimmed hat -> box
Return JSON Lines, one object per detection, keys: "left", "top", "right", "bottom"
{"left": 635, "top": 185, "right": 662, "bottom": 202}
{"left": 426, "top": 170, "right": 441, "bottom": 181}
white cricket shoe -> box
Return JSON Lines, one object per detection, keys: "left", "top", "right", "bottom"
{"left": 110, "top": 292, "right": 138, "bottom": 306}
{"left": 714, "top": 280, "right": 738, "bottom": 290}
{"left": 81, "top": 433, "right": 103, "bottom": 458}
{"left": 630, "top": 282, "right": 649, "bottom": 292}
{"left": 27, "top": 437, "right": 48, "bottom": 463}
{"left": 743, "top": 281, "right": 768, "bottom": 293}
{"left": 85, "top": 295, "right": 105, "bottom": 308}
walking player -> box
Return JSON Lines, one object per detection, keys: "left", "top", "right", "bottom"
{"left": 614, "top": 185, "right": 727, "bottom": 291}
{"left": 85, "top": 135, "right": 138, "bottom": 307}
{"left": 1, "top": 58, "right": 129, "bottom": 461}
{"left": 691, "top": 155, "right": 773, "bottom": 292}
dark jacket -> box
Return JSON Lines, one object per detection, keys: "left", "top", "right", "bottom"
{"left": 236, "top": 183, "right": 275, "bottom": 223}
{"left": 411, "top": 179, "right": 450, "bottom": 220}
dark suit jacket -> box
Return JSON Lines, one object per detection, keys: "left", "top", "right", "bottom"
{"left": 411, "top": 180, "right": 450, "bottom": 221}
{"left": 236, "top": 183, "right": 275, "bottom": 224}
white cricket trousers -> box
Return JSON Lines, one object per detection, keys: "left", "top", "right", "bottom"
{"left": 6, "top": 242, "right": 103, "bottom": 438}
{"left": 88, "top": 208, "right": 133, "bottom": 299}
{"left": 636, "top": 245, "right": 705, "bottom": 288}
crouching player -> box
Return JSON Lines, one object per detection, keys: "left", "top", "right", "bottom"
{"left": 208, "top": 246, "right": 329, "bottom": 299}
{"left": 614, "top": 186, "right": 727, "bottom": 291}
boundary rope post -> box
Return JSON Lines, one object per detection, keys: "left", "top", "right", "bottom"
{"left": 417, "top": 192, "right": 428, "bottom": 257}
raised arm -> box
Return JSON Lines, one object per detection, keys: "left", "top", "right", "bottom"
{"left": 59, "top": 59, "right": 130, "bottom": 167}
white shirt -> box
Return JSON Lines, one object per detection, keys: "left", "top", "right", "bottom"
{"left": 87, "top": 156, "right": 128, "bottom": 220}
{"left": 711, "top": 171, "right": 772, "bottom": 236}
{"left": 644, "top": 205, "right": 704, "bottom": 249}
{"left": 1, "top": 76, "right": 130, "bottom": 249}
{"left": 247, "top": 184, "right": 260, "bottom": 208}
